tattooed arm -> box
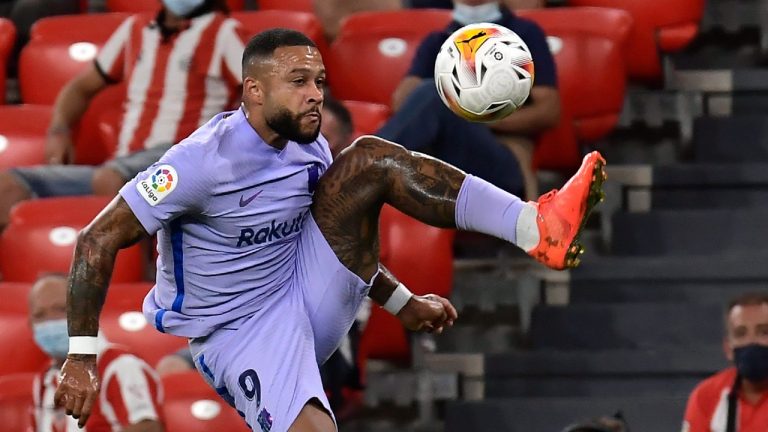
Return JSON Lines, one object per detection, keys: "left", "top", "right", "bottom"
{"left": 369, "top": 264, "right": 457, "bottom": 333}
{"left": 54, "top": 196, "right": 150, "bottom": 428}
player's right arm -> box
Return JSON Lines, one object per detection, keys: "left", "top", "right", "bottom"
{"left": 54, "top": 197, "right": 150, "bottom": 428}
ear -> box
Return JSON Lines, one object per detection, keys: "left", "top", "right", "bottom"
{"left": 243, "top": 76, "right": 264, "bottom": 105}
{"left": 723, "top": 336, "right": 734, "bottom": 362}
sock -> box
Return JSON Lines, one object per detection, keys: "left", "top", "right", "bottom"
{"left": 455, "top": 175, "right": 540, "bottom": 251}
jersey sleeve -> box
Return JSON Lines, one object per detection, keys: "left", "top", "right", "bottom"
{"left": 216, "top": 18, "right": 246, "bottom": 87}
{"left": 95, "top": 16, "right": 134, "bottom": 83}
{"left": 119, "top": 143, "right": 212, "bottom": 235}
{"left": 683, "top": 383, "right": 711, "bottom": 432}
{"left": 101, "top": 355, "right": 162, "bottom": 426}
{"left": 406, "top": 32, "right": 445, "bottom": 79}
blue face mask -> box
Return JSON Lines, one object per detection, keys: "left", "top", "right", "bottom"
{"left": 734, "top": 343, "right": 768, "bottom": 382}
{"left": 452, "top": 2, "right": 503, "bottom": 25}
{"left": 163, "top": 0, "right": 206, "bottom": 17}
{"left": 33, "top": 319, "right": 69, "bottom": 360}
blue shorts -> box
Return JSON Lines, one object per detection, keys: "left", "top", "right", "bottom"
{"left": 188, "top": 214, "right": 373, "bottom": 431}
{"left": 10, "top": 144, "right": 171, "bottom": 197}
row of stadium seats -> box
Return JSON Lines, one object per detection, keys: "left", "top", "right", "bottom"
{"left": 0, "top": 370, "right": 253, "bottom": 431}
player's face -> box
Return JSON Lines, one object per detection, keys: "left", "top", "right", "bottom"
{"left": 28, "top": 277, "right": 67, "bottom": 325}
{"left": 263, "top": 45, "right": 325, "bottom": 144}
{"left": 724, "top": 303, "right": 768, "bottom": 360}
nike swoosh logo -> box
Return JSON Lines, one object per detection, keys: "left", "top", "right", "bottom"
{"left": 239, "top": 190, "right": 262, "bottom": 207}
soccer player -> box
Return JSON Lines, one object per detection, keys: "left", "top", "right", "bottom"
{"left": 54, "top": 29, "right": 605, "bottom": 431}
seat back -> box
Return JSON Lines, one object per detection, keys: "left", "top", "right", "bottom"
{"left": 107, "top": 0, "right": 244, "bottom": 12}
{"left": 518, "top": 7, "right": 632, "bottom": 170}
{"left": 257, "top": 0, "right": 314, "bottom": 13}
{"left": 162, "top": 371, "right": 251, "bottom": 432}
{"left": 0, "top": 196, "right": 145, "bottom": 282}
{"left": 18, "top": 13, "right": 129, "bottom": 104}
{"left": 568, "top": 0, "right": 705, "bottom": 82}
{"left": 232, "top": 10, "right": 329, "bottom": 58}
{"left": 358, "top": 205, "right": 454, "bottom": 368}
{"left": 0, "top": 105, "right": 53, "bottom": 169}
{"left": 0, "top": 283, "right": 49, "bottom": 376}
{"left": 0, "top": 373, "right": 36, "bottom": 431}
{"left": 328, "top": 10, "right": 452, "bottom": 105}
{"left": 101, "top": 283, "right": 189, "bottom": 367}
{"left": 341, "top": 100, "right": 390, "bottom": 137}
{"left": 0, "top": 18, "right": 16, "bottom": 105}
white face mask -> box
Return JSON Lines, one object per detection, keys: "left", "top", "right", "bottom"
{"left": 163, "top": 0, "right": 206, "bottom": 17}
{"left": 452, "top": 2, "right": 503, "bottom": 25}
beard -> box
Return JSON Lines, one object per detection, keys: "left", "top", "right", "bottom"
{"left": 266, "top": 106, "right": 321, "bottom": 144}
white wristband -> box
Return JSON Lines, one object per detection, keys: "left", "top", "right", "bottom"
{"left": 69, "top": 336, "right": 98, "bottom": 355}
{"left": 383, "top": 283, "right": 413, "bottom": 315}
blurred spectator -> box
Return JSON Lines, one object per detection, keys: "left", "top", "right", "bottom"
{"left": 378, "top": 0, "right": 559, "bottom": 199}
{"left": 561, "top": 412, "right": 629, "bottom": 432}
{"left": 683, "top": 292, "right": 768, "bottom": 432}
{"left": 0, "top": 0, "right": 246, "bottom": 230}
{"left": 0, "top": 0, "right": 80, "bottom": 78}
{"left": 28, "top": 274, "right": 164, "bottom": 431}
{"left": 321, "top": 96, "right": 354, "bottom": 158}
{"left": 155, "top": 347, "right": 194, "bottom": 377}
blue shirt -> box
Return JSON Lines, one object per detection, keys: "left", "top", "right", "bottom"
{"left": 407, "top": 7, "right": 558, "bottom": 89}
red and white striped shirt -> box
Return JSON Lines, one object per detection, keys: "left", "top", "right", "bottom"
{"left": 96, "top": 12, "right": 246, "bottom": 156}
{"left": 31, "top": 345, "right": 163, "bottom": 432}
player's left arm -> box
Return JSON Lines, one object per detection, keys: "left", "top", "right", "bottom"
{"left": 54, "top": 197, "right": 150, "bottom": 428}
{"left": 369, "top": 264, "right": 458, "bottom": 333}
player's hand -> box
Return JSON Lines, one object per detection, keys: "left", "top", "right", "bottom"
{"left": 54, "top": 355, "right": 99, "bottom": 429}
{"left": 397, "top": 294, "right": 458, "bottom": 334}
{"left": 45, "top": 127, "right": 74, "bottom": 165}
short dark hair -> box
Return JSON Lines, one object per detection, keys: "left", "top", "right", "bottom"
{"left": 242, "top": 28, "right": 317, "bottom": 76}
{"left": 726, "top": 292, "right": 768, "bottom": 322}
{"left": 323, "top": 96, "right": 353, "bottom": 137}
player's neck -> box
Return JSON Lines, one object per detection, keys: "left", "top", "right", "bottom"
{"left": 244, "top": 107, "right": 289, "bottom": 150}
{"left": 741, "top": 377, "right": 768, "bottom": 404}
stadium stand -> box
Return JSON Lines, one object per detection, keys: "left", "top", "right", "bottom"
{"left": 341, "top": 100, "right": 391, "bottom": 138}
{"left": 106, "top": 0, "right": 244, "bottom": 13}
{"left": 232, "top": 10, "right": 329, "bottom": 58}
{"left": 0, "top": 18, "right": 15, "bottom": 105}
{"left": 0, "top": 104, "right": 52, "bottom": 169}
{"left": 256, "top": 0, "right": 314, "bottom": 13}
{"left": 0, "top": 373, "right": 36, "bottom": 431}
{"left": 0, "top": 283, "right": 49, "bottom": 376}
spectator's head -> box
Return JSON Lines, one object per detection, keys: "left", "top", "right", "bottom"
{"left": 28, "top": 274, "right": 69, "bottom": 362}
{"left": 452, "top": 1, "right": 502, "bottom": 25}
{"left": 162, "top": 0, "right": 229, "bottom": 19}
{"left": 724, "top": 292, "right": 768, "bottom": 383}
{"left": 242, "top": 29, "right": 324, "bottom": 145}
{"left": 561, "top": 413, "right": 628, "bottom": 432}
{"left": 321, "top": 98, "right": 354, "bottom": 158}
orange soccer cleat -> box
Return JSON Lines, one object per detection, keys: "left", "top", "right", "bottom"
{"left": 527, "top": 151, "right": 607, "bottom": 270}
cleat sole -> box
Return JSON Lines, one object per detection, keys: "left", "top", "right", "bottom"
{"left": 563, "top": 157, "right": 606, "bottom": 269}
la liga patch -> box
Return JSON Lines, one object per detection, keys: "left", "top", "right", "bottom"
{"left": 136, "top": 165, "right": 178, "bottom": 206}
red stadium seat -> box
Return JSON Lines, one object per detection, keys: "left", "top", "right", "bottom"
{"left": 0, "top": 196, "right": 145, "bottom": 283}
{"left": 101, "top": 282, "right": 189, "bottom": 367}
{"left": 257, "top": 0, "right": 314, "bottom": 13}
{"left": 517, "top": 7, "right": 632, "bottom": 170}
{"left": 0, "top": 373, "right": 36, "bottom": 430}
{"left": 0, "top": 283, "right": 50, "bottom": 376}
{"left": 0, "top": 18, "right": 16, "bottom": 105}
{"left": 107, "top": 0, "right": 244, "bottom": 12}
{"left": 0, "top": 105, "right": 53, "bottom": 169}
{"left": 162, "top": 371, "right": 251, "bottom": 432}
{"left": 18, "top": 13, "right": 130, "bottom": 105}
{"left": 75, "top": 83, "right": 126, "bottom": 165}
{"left": 568, "top": 0, "right": 705, "bottom": 82}
{"left": 232, "top": 10, "right": 329, "bottom": 58}
{"left": 357, "top": 205, "right": 454, "bottom": 370}
{"left": 328, "top": 10, "right": 452, "bottom": 106}
{"left": 341, "top": 100, "right": 390, "bottom": 137}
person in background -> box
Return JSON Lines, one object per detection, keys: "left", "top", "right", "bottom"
{"left": 683, "top": 292, "right": 768, "bottom": 432}
{"left": 321, "top": 96, "right": 355, "bottom": 158}
{"left": 380, "top": 0, "right": 560, "bottom": 199}
{"left": 0, "top": 0, "right": 246, "bottom": 231}
{"left": 29, "top": 274, "right": 163, "bottom": 432}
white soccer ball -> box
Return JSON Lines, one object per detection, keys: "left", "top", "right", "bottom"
{"left": 434, "top": 22, "right": 534, "bottom": 122}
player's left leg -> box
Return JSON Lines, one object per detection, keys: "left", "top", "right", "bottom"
{"left": 311, "top": 135, "right": 606, "bottom": 282}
